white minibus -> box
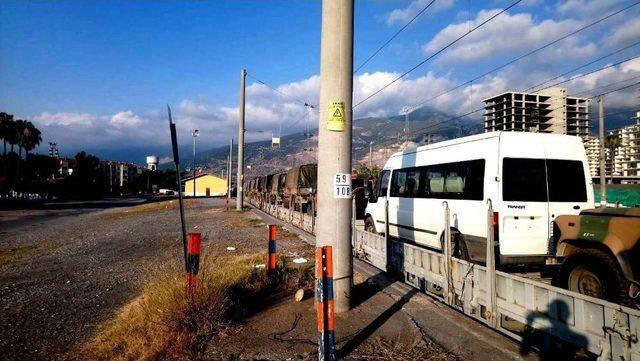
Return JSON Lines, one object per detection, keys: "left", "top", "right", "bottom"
{"left": 364, "top": 131, "right": 595, "bottom": 264}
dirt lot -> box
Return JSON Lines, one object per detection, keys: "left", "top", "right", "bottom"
{"left": 1, "top": 198, "right": 461, "bottom": 360}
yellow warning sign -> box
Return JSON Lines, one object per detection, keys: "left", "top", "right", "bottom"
{"left": 327, "top": 101, "right": 346, "bottom": 132}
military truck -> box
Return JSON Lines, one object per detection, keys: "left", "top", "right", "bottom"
{"left": 550, "top": 208, "right": 640, "bottom": 307}
{"left": 284, "top": 164, "right": 317, "bottom": 211}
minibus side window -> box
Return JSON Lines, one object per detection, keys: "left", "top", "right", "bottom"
{"left": 378, "top": 170, "right": 390, "bottom": 198}
{"left": 390, "top": 170, "right": 407, "bottom": 197}
{"left": 503, "top": 158, "right": 547, "bottom": 202}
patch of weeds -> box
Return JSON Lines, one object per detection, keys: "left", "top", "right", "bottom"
{"left": 100, "top": 199, "right": 198, "bottom": 220}
{"left": 82, "top": 253, "right": 313, "bottom": 360}
{"left": 230, "top": 216, "right": 265, "bottom": 228}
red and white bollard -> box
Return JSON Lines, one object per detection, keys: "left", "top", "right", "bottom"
{"left": 267, "top": 225, "right": 277, "bottom": 274}
{"left": 186, "top": 233, "right": 201, "bottom": 294}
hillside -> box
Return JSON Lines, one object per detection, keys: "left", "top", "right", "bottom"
{"left": 197, "top": 106, "right": 483, "bottom": 177}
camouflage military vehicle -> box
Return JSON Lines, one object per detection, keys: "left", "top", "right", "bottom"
{"left": 550, "top": 207, "right": 640, "bottom": 307}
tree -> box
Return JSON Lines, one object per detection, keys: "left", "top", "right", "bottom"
{"left": 0, "top": 112, "right": 14, "bottom": 155}
{"left": 13, "top": 119, "right": 27, "bottom": 158}
{"left": 21, "top": 121, "right": 42, "bottom": 157}
{"left": 355, "top": 163, "right": 381, "bottom": 181}
{"left": 605, "top": 133, "right": 621, "bottom": 177}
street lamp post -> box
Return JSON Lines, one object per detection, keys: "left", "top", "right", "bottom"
{"left": 192, "top": 129, "right": 199, "bottom": 197}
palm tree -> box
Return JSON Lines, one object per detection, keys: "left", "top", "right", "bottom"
{"left": 14, "top": 119, "right": 27, "bottom": 158}
{"left": 4, "top": 118, "right": 19, "bottom": 154}
{"left": 0, "top": 112, "right": 14, "bottom": 155}
{"left": 605, "top": 133, "right": 622, "bottom": 180}
{"left": 21, "top": 121, "right": 42, "bottom": 157}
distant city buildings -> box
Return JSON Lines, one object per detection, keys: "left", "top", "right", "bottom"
{"left": 483, "top": 87, "right": 590, "bottom": 137}
{"left": 483, "top": 87, "right": 639, "bottom": 183}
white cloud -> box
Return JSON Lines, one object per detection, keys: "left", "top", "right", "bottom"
{"left": 556, "top": 0, "right": 629, "bottom": 17}
{"left": 33, "top": 112, "right": 96, "bottom": 126}
{"left": 606, "top": 17, "right": 640, "bottom": 46}
{"left": 385, "top": 0, "right": 455, "bottom": 27}
{"left": 109, "top": 110, "right": 143, "bottom": 128}
{"left": 423, "top": 9, "right": 595, "bottom": 64}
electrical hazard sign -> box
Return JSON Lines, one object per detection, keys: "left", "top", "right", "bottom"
{"left": 327, "top": 101, "right": 346, "bottom": 132}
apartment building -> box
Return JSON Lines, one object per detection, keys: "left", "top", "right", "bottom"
{"left": 483, "top": 87, "right": 590, "bottom": 137}
{"left": 585, "top": 110, "right": 640, "bottom": 182}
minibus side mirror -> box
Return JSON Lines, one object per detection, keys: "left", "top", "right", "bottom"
{"left": 367, "top": 180, "right": 377, "bottom": 203}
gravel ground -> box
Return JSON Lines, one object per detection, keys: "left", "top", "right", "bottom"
{"left": 0, "top": 198, "right": 313, "bottom": 360}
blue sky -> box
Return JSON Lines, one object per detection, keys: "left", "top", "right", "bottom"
{"left": 1, "top": 0, "right": 639, "bottom": 161}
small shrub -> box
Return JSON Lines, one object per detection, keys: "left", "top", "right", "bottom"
{"left": 83, "top": 253, "right": 313, "bottom": 360}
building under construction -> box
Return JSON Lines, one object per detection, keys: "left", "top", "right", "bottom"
{"left": 483, "top": 87, "right": 590, "bottom": 137}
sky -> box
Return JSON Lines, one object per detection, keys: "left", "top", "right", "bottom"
{"left": 1, "top": 0, "right": 640, "bottom": 162}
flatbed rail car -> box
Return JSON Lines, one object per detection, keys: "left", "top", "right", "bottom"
{"left": 246, "top": 193, "right": 640, "bottom": 360}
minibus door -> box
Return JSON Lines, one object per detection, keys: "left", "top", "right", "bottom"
{"left": 501, "top": 158, "right": 550, "bottom": 256}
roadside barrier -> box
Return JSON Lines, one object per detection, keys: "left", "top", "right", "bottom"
{"left": 186, "top": 232, "right": 201, "bottom": 293}
{"left": 315, "top": 246, "right": 336, "bottom": 361}
{"left": 268, "top": 225, "right": 278, "bottom": 274}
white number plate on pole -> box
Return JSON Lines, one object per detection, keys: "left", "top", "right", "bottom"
{"left": 333, "top": 173, "right": 351, "bottom": 198}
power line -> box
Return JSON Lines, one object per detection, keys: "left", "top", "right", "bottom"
{"left": 354, "top": 0, "right": 437, "bottom": 74}
{"left": 405, "top": 2, "right": 640, "bottom": 112}
{"left": 367, "top": 58, "right": 640, "bottom": 146}
{"left": 372, "top": 79, "right": 640, "bottom": 152}
{"left": 572, "top": 73, "right": 640, "bottom": 97}
{"left": 246, "top": 72, "right": 317, "bottom": 108}
{"left": 526, "top": 40, "right": 640, "bottom": 93}
{"left": 531, "top": 54, "right": 640, "bottom": 95}
{"left": 352, "top": 0, "right": 524, "bottom": 109}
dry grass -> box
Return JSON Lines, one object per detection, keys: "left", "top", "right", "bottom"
{"left": 351, "top": 337, "right": 459, "bottom": 361}
{"left": 0, "top": 241, "right": 56, "bottom": 264}
{"left": 82, "top": 253, "right": 313, "bottom": 360}
{"left": 100, "top": 199, "right": 198, "bottom": 220}
{"left": 230, "top": 216, "right": 265, "bottom": 228}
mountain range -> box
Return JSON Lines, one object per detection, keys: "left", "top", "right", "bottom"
{"left": 78, "top": 105, "right": 638, "bottom": 171}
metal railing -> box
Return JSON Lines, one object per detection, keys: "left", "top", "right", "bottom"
{"left": 352, "top": 199, "right": 640, "bottom": 360}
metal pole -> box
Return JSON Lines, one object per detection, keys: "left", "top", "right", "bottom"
{"left": 486, "top": 199, "right": 497, "bottom": 328}
{"left": 317, "top": 0, "right": 354, "bottom": 313}
{"left": 237, "top": 68, "right": 246, "bottom": 211}
{"left": 442, "top": 201, "right": 452, "bottom": 305}
{"left": 167, "top": 105, "right": 188, "bottom": 267}
{"left": 369, "top": 141, "right": 373, "bottom": 169}
{"left": 598, "top": 97, "right": 607, "bottom": 206}
{"left": 192, "top": 134, "right": 196, "bottom": 197}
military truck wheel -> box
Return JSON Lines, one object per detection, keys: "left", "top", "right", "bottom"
{"left": 365, "top": 216, "right": 377, "bottom": 234}
{"left": 557, "top": 248, "right": 630, "bottom": 305}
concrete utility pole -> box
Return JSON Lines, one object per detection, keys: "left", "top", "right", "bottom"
{"left": 598, "top": 97, "right": 607, "bottom": 206}
{"left": 369, "top": 141, "right": 373, "bottom": 169}
{"left": 404, "top": 107, "right": 410, "bottom": 142}
{"left": 228, "top": 138, "right": 233, "bottom": 200}
{"left": 237, "top": 68, "right": 246, "bottom": 211}
{"left": 317, "top": 0, "right": 354, "bottom": 313}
